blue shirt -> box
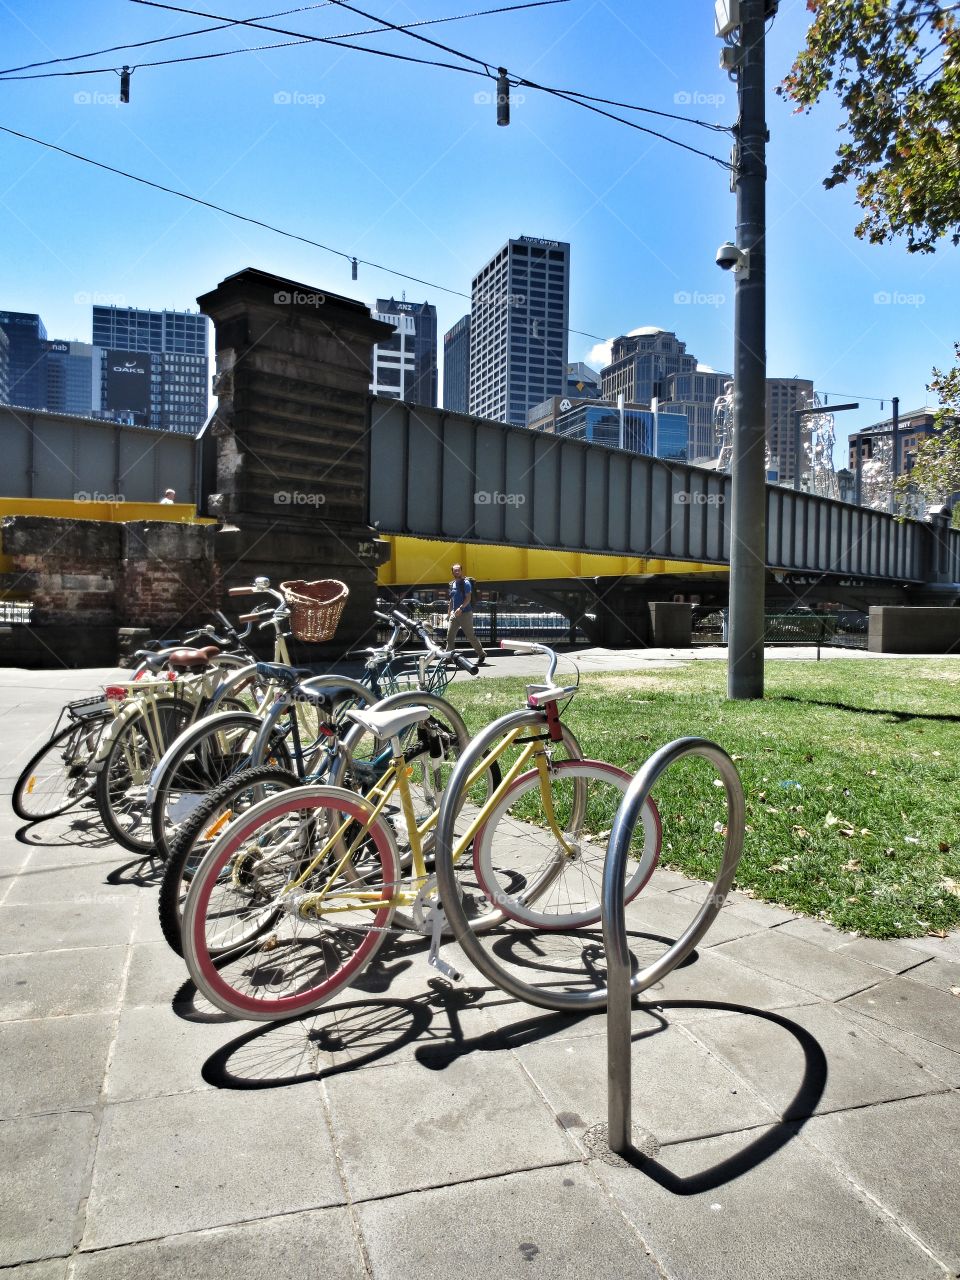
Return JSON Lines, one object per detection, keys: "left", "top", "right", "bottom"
{"left": 449, "top": 576, "right": 474, "bottom": 612}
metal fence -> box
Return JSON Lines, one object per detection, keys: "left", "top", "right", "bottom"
{"left": 691, "top": 609, "right": 869, "bottom": 650}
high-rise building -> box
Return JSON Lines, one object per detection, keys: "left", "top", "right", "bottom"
{"left": 659, "top": 363, "right": 731, "bottom": 460}
{"left": 91, "top": 305, "right": 209, "bottom": 434}
{"left": 0, "top": 329, "right": 9, "bottom": 404}
{"left": 43, "top": 340, "right": 94, "bottom": 417}
{"left": 600, "top": 330, "right": 730, "bottom": 460}
{"left": 565, "top": 362, "right": 601, "bottom": 399}
{"left": 469, "top": 235, "right": 570, "bottom": 426}
{"left": 847, "top": 407, "right": 948, "bottom": 476}
{"left": 600, "top": 328, "right": 696, "bottom": 406}
{"left": 527, "top": 396, "right": 688, "bottom": 461}
{"left": 0, "top": 311, "right": 48, "bottom": 409}
{"left": 442, "top": 314, "right": 470, "bottom": 413}
{"left": 370, "top": 298, "right": 437, "bottom": 406}
{"left": 766, "top": 377, "right": 814, "bottom": 485}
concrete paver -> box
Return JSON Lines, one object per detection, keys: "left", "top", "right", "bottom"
{"left": 593, "top": 1123, "right": 946, "bottom": 1280}
{"left": 0, "top": 1112, "right": 94, "bottom": 1266}
{"left": 0, "top": 661, "right": 958, "bottom": 1278}
{"left": 82, "top": 1087, "right": 343, "bottom": 1250}
{"left": 71, "top": 1208, "right": 365, "bottom": 1280}
{"left": 356, "top": 1165, "right": 665, "bottom": 1279}
{"left": 806, "top": 1093, "right": 960, "bottom": 1272}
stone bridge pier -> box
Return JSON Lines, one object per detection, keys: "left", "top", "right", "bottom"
{"left": 197, "top": 268, "right": 395, "bottom": 654}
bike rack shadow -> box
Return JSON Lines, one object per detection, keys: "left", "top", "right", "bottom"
{"left": 602, "top": 998, "right": 828, "bottom": 1194}
{"left": 774, "top": 693, "right": 960, "bottom": 725}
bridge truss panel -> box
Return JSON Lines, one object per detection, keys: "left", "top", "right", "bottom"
{"left": 368, "top": 397, "right": 948, "bottom": 583}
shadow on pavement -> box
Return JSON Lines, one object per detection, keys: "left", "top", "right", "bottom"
{"left": 610, "top": 999, "right": 828, "bottom": 1194}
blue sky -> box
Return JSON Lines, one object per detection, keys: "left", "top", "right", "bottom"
{"left": 2, "top": 0, "right": 958, "bottom": 459}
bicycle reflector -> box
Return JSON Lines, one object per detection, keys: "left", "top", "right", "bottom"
{"left": 104, "top": 686, "right": 128, "bottom": 702}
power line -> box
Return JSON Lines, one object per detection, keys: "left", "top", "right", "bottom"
{"left": 0, "top": 122, "right": 608, "bottom": 342}
{"left": 128, "top": 0, "right": 731, "bottom": 160}
{"left": 0, "top": 1, "right": 576, "bottom": 81}
{"left": 0, "top": 4, "right": 334, "bottom": 76}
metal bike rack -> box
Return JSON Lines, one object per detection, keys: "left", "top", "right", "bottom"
{"left": 602, "top": 738, "right": 746, "bottom": 1155}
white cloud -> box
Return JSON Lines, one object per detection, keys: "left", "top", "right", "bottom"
{"left": 586, "top": 338, "right": 613, "bottom": 368}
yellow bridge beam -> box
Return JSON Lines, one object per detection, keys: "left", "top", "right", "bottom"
{"left": 376, "top": 534, "right": 724, "bottom": 587}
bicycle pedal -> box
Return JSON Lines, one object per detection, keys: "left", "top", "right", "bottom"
{"left": 427, "top": 951, "right": 462, "bottom": 983}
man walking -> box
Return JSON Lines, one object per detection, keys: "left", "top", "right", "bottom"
{"left": 446, "top": 563, "right": 487, "bottom": 664}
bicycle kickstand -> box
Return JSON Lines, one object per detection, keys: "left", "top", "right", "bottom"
{"left": 425, "top": 900, "right": 462, "bottom": 984}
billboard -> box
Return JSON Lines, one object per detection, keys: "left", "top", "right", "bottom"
{"left": 105, "top": 349, "right": 150, "bottom": 415}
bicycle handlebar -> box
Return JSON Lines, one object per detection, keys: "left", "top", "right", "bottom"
{"left": 499, "top": 638, "right": 559, "bottom": 684}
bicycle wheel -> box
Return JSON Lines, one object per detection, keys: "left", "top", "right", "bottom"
{"left": 13, "top": 717, "right": 107, "bottom": 821}
{"left": 149, "top": 711, "right": 293, "bottom": 863}
{"left": 95, "top": 700, "right": 191, "bottom": 853}
{"left": 182, "top": 785, "right": 401, "bottom": 1021}
{"left": 158, "top": 764, "right": 300, "bottom": 956}
{"left": 472, "top": 759, "right": 661, "bottom": 930}
{"left": 437, "top": 721, "right": 745, "bottom": 1014}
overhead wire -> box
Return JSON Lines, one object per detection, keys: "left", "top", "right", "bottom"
{"left": 0, "top": 0, "right": 577, "bottom": 81}
{"left": 0, "top": 123, "right": 609, "bottom": 342}
{"left": 126, "top": 0, "right": 732, "bottom": 161}
{"left": 0, "top": 4, "right": 335, "bottom": 76}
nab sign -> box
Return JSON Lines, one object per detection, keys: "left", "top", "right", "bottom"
{"left": 105, "top": 350, "right": 150, "bottom": 418}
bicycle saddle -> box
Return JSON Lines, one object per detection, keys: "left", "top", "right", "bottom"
{"left": 298, "top": 680, "right": 359, "bottom": 711}
{"left": 255, "top": 660, "right": 315, "bottom": 686}
{"left": 165, "top": 644, "right": 221, "bottom": 670}
{"left": 345, "top": 705, "right": 432, "bottom": 740}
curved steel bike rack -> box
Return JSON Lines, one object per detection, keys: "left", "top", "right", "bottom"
{"left": 602, "top": 737, "right": 746, "bottom": 1155}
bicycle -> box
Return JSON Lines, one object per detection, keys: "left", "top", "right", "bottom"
{"left": 434, "top": 644, "right": 747, "bottom": 1012}
{"left": 95, "top": 580, "right": 308, "bottom": 855}
{"left": 155, "top": 617, "right": 483, "bottom": 954}
{"left": 179, "top": 643, "right": 659, "bottom": 1021}
{"left": 11, "top": 613, "right": 252, "bottom": 825}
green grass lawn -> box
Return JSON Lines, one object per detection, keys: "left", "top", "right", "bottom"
{"left": 444, "top": 658, "right": 960, "bottom": 940}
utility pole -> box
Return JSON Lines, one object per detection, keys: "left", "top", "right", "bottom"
{"left": 726, "top": 0, "right": 768, "bottom": 699}
{"left": 889, "top": 395, "right": 900, "bottom": 512}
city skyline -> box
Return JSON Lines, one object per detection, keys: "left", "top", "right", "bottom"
{"left": 2, "top": 1, "right": 958, "bottom": 469}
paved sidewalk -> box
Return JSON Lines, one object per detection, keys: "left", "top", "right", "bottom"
{"left": 1, "top": 666, "right": 959, "bottom": 1278}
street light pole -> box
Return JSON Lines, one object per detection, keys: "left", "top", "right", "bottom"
{"left": 727, "top": 0, "right": 768, "bottom": 700}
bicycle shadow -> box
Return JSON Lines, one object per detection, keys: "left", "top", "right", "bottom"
{"left": 603, "top": 999, "right": 828, "bottom": 1194}
{"left": 14, "top": 810, "right": 115, "bottom": 850}
{"left": 191, "top": 931, "right": 688, "bottom": 1089}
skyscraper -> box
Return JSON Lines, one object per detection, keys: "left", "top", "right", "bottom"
{"left": 0, "top": 311, "right": 48, "bottom": 409}
{"left": 91, "top": 305, "right": 209, "bottom": 435}
{"left": 767, "top": 377, "right": 814, "bottom": 484}
{"left": 43, "top": 341, "right": 94, "bottom": 417}
{"left": 600, "top": 328, "right": 696, "bottom": 405}
{"left": 442, "top": 314, "right": 470, "bottom": 413}
{"left": 370, "top": 298, "right": 437, "bottom": 406}
{"left": 469, "top": 235, "right": 570, "bottom": 426}
{"left": 659, "top": 363, "right": 731, "bottom": 460}
{"left": 0, "top": 329, "right": 10, "bottom": 405}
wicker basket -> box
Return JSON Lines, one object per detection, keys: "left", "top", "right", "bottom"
{"left": 279, "top": 579, "right": 349, "bottom": 643}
